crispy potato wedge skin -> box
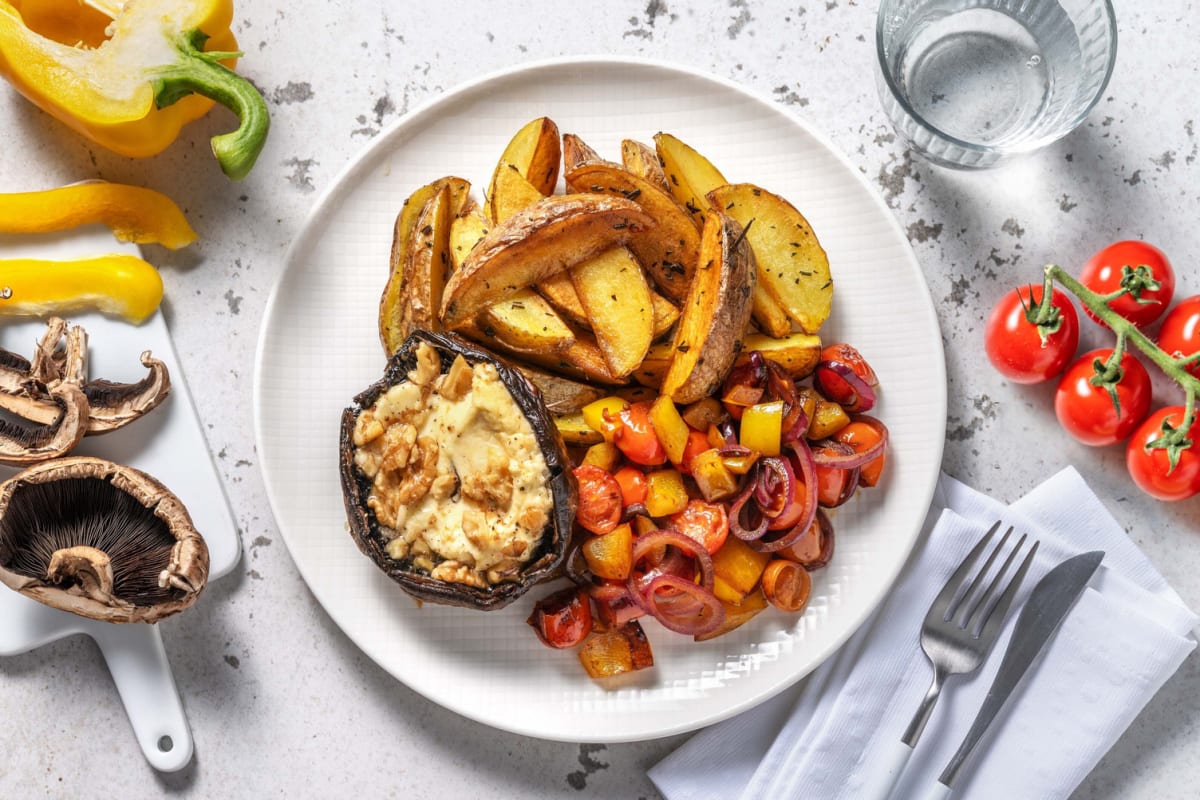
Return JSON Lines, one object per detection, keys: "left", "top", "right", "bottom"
{"left": 490, "top": 163, "right": 547, "bottom": 224}
{"left": 379, "top": 186, "right": 453, "bottom": 355}
{"left": 441, "top": 194, "right": 654, "bottom": 330}
{"left": 481, "top": 288, "right": 576, "bottom": 353}
{"left": 562, "top": 133, "right": 606, "bottom": 172}
{"left": 449, "top": 206, "right": 490, "bottom": 272}
{"left": 463, "top": 324, "right": 627, "bottom": 385}
{"left": 737, "top": 332, "right": 822, "bottom": 378}
{"left": 621, "top": 139, "right": 670, "bottom": 193}
{"left": 654, "top": 132, "right": 727, "bottom": 225}
{"left": 388, "top": 176, "right": 471, "bottom": 276}
{"left": 516, "top": 365, "right": 606, "bottom": 414}
{"left": 488, "top": 117, "right": 561, "bottom": 200}
{"left": 660, "top": 213, "right": 756, "bottom": 404}
{"left": 569, "top": 246, "right": 654, "bottom": 378}
{"left": 708, "top": 183, "right": 832, "bottom": 335}
{"left": 565, "top": 162, "right": 700, "bottom": 304}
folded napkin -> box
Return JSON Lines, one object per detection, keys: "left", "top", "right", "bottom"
{"left": 649, "top": 467, "right": 1198, "bottom": 800}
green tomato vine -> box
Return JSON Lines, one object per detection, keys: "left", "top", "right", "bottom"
{"left": 1036, "top": 263, "right": 1198, "bottom": 470}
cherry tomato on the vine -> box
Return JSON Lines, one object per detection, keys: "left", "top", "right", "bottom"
{"left": 1079, "top": 241, "right": 1175, "bottom": 328}
{"left": 1054, "top": 349, "right": 1151, "bottom": 446}
{"left": 1126, "top": 407, "right": 1200, "bottom": 501}
{"left": 1158, "top": 295, "right": 1200, "bottom": 378}
{"left": 984, "top": 286, "right": 1079, "bottom": 384}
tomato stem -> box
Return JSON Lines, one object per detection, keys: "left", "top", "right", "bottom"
{"left": 1045, "top": 263, "right": 1199, "bottom": 459}
{"left": 1028, "top": 277, "right": 1064, "bottom": 345}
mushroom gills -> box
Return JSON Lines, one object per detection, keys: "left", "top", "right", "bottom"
{"left": 0, "top": 383, "right": 89, "bottom": 466}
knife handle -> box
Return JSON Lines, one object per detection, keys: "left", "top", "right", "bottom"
{"left": 859, "top": 738, "right": 915, "bottom": 800}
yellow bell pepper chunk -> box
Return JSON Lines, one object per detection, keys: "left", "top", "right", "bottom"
{"left": 644, "top": 468, "right": 688, "bottom": 517}
{"left": 0, "top": 182, "right": 197, "bottom": 249}
{"left": 581, "top": 441, "right": 622, "bottom": 472}
{"left": 582, "top": 523, "right": 634, "bottom": 581}
{"left": 648, "top": 395, "right": 690, "bottom": 464}
{"left": 0, "top": 254, "right": 163, "bottom": 324}
{"left": 581, "top": 396, "right": 629, "bottom": 442}
{"left": 740, "top": 400, "right": 784, "bottom": 456}
{"left": 0, "top": 0, "right": 269, "bottom": 179}
{"left": 711, "top": 536, "right": 772, "bottom": 597}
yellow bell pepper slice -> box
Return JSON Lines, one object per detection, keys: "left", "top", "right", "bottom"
{"left": 644, "top": 468, "right": 688, "bottom": 517}
{"left": 740, "top": 400, "right": 784, "bottom": 456}
{"left": 1, "top": 254, "right": 163, "bottom": 323}
{"left": 0, "top": 182, "right": 197, "bottom": 248}
{"left": 0, "top": 0, "right": 269, "bottom": 179}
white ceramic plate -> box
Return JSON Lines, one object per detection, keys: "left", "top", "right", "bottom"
{"left": 254, "top": 57, "right": 946, "bottom": 742}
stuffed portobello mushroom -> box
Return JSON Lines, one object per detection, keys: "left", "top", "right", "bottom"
{"left": 339, "top": 330, "right": 577, "bottom": 610}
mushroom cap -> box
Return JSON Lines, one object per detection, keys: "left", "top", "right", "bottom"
{"left": 0, "top": 457, "right": 208, "bottom": 623}
{"left": 340, "top": 330, "right": 577, "bottom": 611}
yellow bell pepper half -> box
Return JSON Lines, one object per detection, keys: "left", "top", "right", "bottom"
{"left": 0, "top": 0, "right": 269, "bottom": 180}
{"left": 0, "top": 182, "right": 197, "bottom": 248}
{"left": 1, "top": 254, "right": 164, "bottom": 324}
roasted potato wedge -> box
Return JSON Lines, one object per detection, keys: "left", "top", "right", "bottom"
{"left": 660, "top": 212, "right": 756, "bottom": 403}
{"left": 516, "top": 365, "right": 606, "bottom": 414}
{"left": 487, "top": 117, "right": 561, "bottom": 200}
{"left": 449, "top": 206, "right": 489, "bottom": 271}
{"left": 490, "top": 162, "right": 547, "bottom": 223}
{"left": 654, "top": 132, "right": 727, "bottom": 225}
{"left": 569, "top": 246, "right": 654, "bottom": 378}
{"left": 537, "top": 273, "right": 592, "bottom": 328}
{"left": 441, "top": 194, "right": 655, "bottom": 330}
{"left": 481, "top": 289, "right": 576, "bottom": 353}
{"left": 752, "top": 283, "right": 794, "bottom": 338}
{"left": 466, "top": 324, "right": 627, "bottom": 386}
{"left": 708, "top": 183, "right": 832, "bottom": 334}
{"left": 736, "top": 332, "right": 822, "bottom": 377}
{"left": 388, "top": 176, "right": 471, "bottom": 276}
{"left": 379, "top": 186, "right": 454, "bottom": 354}
{"left": 633, "top": 340, "right": 672, "bottom": 388}
{"left": 621, "top": 139, "right": 670, "bottom": 193}
{"left": 650, "top": 291, "right": 680, "bottom": 339}
{"left": 562, "top": 133, "right": 606, "bottom": 171}
{"left": 565, "top": 162, "right": 700, "bottom": 303}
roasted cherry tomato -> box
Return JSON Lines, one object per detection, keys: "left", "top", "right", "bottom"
{"left": 669, "top": 499, "right": 729, "bottom": 555}
{"left": 834, "top": 420, "right": 887, "bottom": 487}
{"left": 527, "top": 587, "right": 593, "bottom": 649}
{"left": 1079, "top": 240, "right": 1175, "bottom": 328}
{"left": 814, "top": 343, "right": 878, "bottom": 412}
{"left": 1126, "top": 407, "right": 1200, "bottom": 501}
{"left": 1054, "top": 349, "right": 1151, "bottom": 446}
{"left": 679, "top": 429, "right": 712, "bottom": 474}
{"left": 760, "top": 559, "right": 812, "bottom": 613}
{"left": 1158, "top": 295, "right": 1200, "bottom": 378}
{"left": 573, "top": 465, "right": 623, "bottom": 534}
{"left": 984, "top": 285, "right": 1080, "bottom": 384}
{"left": 614, "top": 401, "right": 668, "bottom": 466}
{"left": 613, "top": 465, "right": 648, "bottom": 508}
{"left": 815, "top": 463, "right": 857, "bottom": 507}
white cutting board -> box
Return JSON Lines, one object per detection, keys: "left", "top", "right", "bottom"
{"left": 0, "top": 226, "right": 240, "bottom": 772}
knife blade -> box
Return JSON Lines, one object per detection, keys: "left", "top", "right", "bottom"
{"left": 935, "top": 549, "right": 1105, "bottom": 792}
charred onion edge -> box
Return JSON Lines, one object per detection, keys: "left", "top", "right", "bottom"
{"left": 339, "top": 329, "right": 578, "bottom": 611}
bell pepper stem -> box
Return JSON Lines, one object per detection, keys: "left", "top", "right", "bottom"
{"left": 152, "top": 32, "right": 269, "bottom": 181}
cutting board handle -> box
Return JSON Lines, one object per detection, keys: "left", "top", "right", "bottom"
{"left": 91, "top": 623, "right": 193, "bottom": 772}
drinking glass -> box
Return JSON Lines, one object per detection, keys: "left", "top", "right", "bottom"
{"left": 876, "top": 0, "right": 1117, "bottom": 169}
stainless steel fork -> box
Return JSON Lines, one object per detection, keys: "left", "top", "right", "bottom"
{"left": 862, "top": 521, "right": 1039, "bottom": 800}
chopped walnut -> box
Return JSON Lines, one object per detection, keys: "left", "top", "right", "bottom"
{"left": 352, "top": 411, "right": 384, "bottom": 447}
{"left": 438, "top": 355, "right": 474, "bottom": 401}
{"left": 430, "top": 560, "right": 487, "bottom": 588}
{"left": 408, "top": 342, "right": 441, "bottom": 387}
{"left": 460, "top": 446, "right": 513, "bottom": 510}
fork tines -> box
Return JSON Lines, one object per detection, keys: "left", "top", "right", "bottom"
{"left": 937, "top": 521, "right": 1039, "bottom": 640}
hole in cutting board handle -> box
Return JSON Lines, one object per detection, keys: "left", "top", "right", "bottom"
{"left": 157, "top": 735, "right": 174, "bottom": 753}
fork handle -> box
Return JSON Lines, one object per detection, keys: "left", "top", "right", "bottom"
{"left": 917, "top": 780, "right": 953, "bottom": 800}
{"left": 858, "top": 738, "right": 915, "bottom": 800}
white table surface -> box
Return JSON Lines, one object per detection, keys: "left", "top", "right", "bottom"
{"left": 1, "top": 2, "right": 1198, "bottom": 797}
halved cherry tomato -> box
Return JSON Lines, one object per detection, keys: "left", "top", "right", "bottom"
{"left": 1126, "top": 407, "right": 1200, "bottom": 501}
{"left": 613, "top": 465, "right": 648, "bottom": 507}
{"left": 1158, "top": 295, "right": 1200, "bottom": 378}
{"left": 1054, "top": 349, "right": 1151, "bottom": 446}
{"left": 815, "top": 464, "right": 857, "bottom": 507}
{"left": 835, "top": 420, "right": 887, "bottom": 486}
{"left": 984, "top": 285, "right": 1080, "bottom": 384}
{"left": 527, "top": 587, "right": 593, "bottom": 649}
{"left": 573, "top": 465, "right": 622, "bottom": 534}
{"left": 760, "top": 559, "right": 812, "bottom": 612}
{"left": 814, "top": 343, "right": 878, "bottom": 412}
{"left": 669, "top": 499, "right": 729, "bottom": 555}
{"left": 1079, "top": 240, "right": 1175, "bottom": 328}
{"left": 614, "top": 401, "right": 668, "bottom": 466}
{"left": 679, "top": 429, "right": 712, "bottom": 474}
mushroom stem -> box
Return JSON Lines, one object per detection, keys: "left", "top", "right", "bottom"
{"left": 46, "top": 545, "right": 120, "bottom": 604}
{"left": 28, "top": 317, "right": 69, "bottom": 387}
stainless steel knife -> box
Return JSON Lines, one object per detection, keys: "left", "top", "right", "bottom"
{"left": 924, "top": 549, "right": 1105, "bottom": 799}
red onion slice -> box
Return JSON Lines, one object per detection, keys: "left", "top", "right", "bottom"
{"left": 643, "top": 574, "right": 726, "bottom": 636}
{"left": 754, "top": 456, "right": 793, "bottom": 518}
{"left": 631, "top": 529, "right": 715, "bottom": 590}
{"left": 748, "top": 439, "right": 819, "bottom": 553}
{"left": 816, "top": 360, "right": 877, "bottom": 413}
{"left": 810, "top": 417, "right": 889, "bottom": 469}
{"left": 729, "top": 475, "right": 769, "bottom": 541}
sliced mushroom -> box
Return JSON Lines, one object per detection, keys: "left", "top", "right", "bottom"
{"left": 0, "top": 382, "right": 89, "bottom": 466}
{"left": 0, "top": 318, "right": 170, "bottom": 436}
{"left": 0, "top": 457, "right": 208, "bottom": 623}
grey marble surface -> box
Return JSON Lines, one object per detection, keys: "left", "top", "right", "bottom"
{"left": 1, "top": 1, "right": 1198, "bottom": 797}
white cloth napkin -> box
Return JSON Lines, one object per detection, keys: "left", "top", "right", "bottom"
{"left": 649, "top": 467, "right": 1198, "bottom": 800}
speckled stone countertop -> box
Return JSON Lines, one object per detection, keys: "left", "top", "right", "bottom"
{"left": 1, "top": 2, "right": 1198, "bottom": 797}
